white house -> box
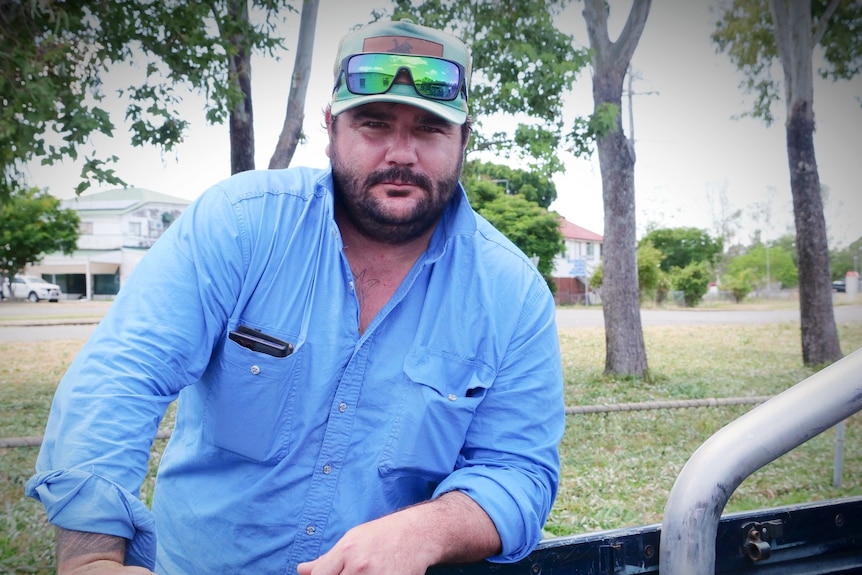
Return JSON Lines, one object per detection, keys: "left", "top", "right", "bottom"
{"left": 551, "top": 217, "right": 603, "bottom": 305}
{"left": 25, "top": 188, "right": 190, "bottom": 299}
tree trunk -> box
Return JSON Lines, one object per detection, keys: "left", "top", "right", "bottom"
{"left": 582, "top": 0, "right": 651, "bottom": 378}
{"left": 594, "top": 71, "right": 647, "bottom": 377}
{"left": 227, "top": 0, "right": 255, "bottom": 174}
{"left": 269, "top": 0, "right": 319, "bottom": 169}
{"left": 770, "top": 0, "right": 842, "bottom": 365}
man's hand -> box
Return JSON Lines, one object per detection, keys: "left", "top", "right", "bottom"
{"left": 56, "top": 528, "right": 155, "bottom": 575}
{"left": 297, "top": 491, "right": 501, "bottom": 575}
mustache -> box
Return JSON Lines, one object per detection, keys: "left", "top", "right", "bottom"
{"left": 364, "top": 167, "right": 433, "bottom": 192}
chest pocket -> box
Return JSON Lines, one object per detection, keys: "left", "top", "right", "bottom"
{"left": 378, "top": 347, "right": 494, "bottom": 482}
{"left": 206, "top": 333, "right": 302, "bottom": 463}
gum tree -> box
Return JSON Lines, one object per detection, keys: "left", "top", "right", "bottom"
{"left": 1, "top": 0, "right": 300, "bottom": 201}
{"left": 582, "top": 0, "right": 653, "bottom": 377}
{"left": 713, "top": 0, "right": 861, "bottom": 365}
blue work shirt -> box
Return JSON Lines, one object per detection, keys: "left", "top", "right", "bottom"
{"left": 26, "top": 167, "right": 565, "bottom": 573}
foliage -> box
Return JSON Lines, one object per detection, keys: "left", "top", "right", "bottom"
{"left": 721, "top": 268, "right": 757, "bottom": 303}
{"left": 463, "top": 178, "right": 563, "bottom": 290}
{"left": 383, "top": 0, "right": 588, "bottom": 178}
{"left": 830, "top": 236, "right": 862, "bottom": 280}
{"left": 641, "top": 227, "right": 724, "bottom": 273}
{"left": 1, "top": 1, "right": 295, "bottom": 200}
{"left": 589, "top": 241, "right": 665, "bottom": 303}
{"left": 461, "top": 160, "right": 558, "bottom": 208}
{"left": 0, "top": 188, "right": 79, "bottom": 281}
{"left": 670, "top": 261, "right": 712, "bottom": 307}
{"left": 712, "top": 0, "right": 862, "bottom": 125}
{"left": 2, "top": 2, "right": 119, "bottom": 200}
{"left": 727, "top": 243, "right": 799, "bottom": 289}
{"left": 567, "top": 102, "right": 620, "bottom": 158}
{"left": 771, "top": 233, "right": 798, "bottom": 266}
{"left": 636, "top": 241, "right": 664, "bottom": 301}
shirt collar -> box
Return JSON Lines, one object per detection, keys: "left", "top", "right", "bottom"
{"left": 424, "top": 184, "right": 476, "bottom": 263}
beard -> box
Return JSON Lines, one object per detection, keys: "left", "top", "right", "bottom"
{"left": 330, "top": 148, "right": 462, "bottom": 245}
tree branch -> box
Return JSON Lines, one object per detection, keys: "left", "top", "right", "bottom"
{"left": 582, "top": 0, "right": 652, "bottom": 69}
{"left": 812, "top": 0, "right": 840, "bottom": 48}
{"left": 614, "top": 0, "right": 653, "bottom": 65}
{"left": 582, "top": 0, "right": 611, "bottom": 67}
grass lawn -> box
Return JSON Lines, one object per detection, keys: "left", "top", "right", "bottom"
{"left": 1, "top": 311, "right": 861, "bottom": 571}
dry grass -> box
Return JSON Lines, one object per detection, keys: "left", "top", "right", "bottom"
{"left": 547, "top": 321, "right": 862, "bottom": 535}
{"left": 1, "top": 318, "right": 861, "bottom": 569}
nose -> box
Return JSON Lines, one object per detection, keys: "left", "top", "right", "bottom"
{"left": 384, "top": 125, "right": 418, "bottom": 166}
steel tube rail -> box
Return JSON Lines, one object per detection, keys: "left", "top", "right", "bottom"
{"left": 659, "top": 347, "right": 862, "bottom": 574}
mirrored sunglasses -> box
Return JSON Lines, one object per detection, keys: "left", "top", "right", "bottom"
{"left": 337, "top": 53, "right": 466, "bottom": 102}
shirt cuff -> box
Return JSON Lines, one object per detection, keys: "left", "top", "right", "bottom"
{"left": 25, "top": 469, "right": 156, "bottom": 569}
{"left": 434, "top": 471, "right": 547, "bottom": 563}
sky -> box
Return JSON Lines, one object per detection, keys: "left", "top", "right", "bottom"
{"left": 27, "top": 1, "right": 862, "bottom": 249}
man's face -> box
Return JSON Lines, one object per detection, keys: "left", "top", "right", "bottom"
{"left": 327, "top": 102, "right": 467, "bottom": 245}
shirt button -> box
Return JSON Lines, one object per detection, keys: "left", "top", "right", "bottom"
{"left": 348, "top": 281, "right": 355, "bottom": 292}
{"left": 250, "top": 365, "right": 260, "bottom": 375}
{"left": 322, "top": 464, "right": 332, "bottom": 474}
{"left": 447, "top": 394, "right": 457, "bottom": 401}
{"left": 338, "top": 402, "right": 347, "bottom": 413}
{"left": 306, "top": 525, "right": 316, "bottom": 536}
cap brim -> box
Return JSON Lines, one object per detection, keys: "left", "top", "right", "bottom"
{"left": 330, "top": 93, "right": 467, "bottom": 125}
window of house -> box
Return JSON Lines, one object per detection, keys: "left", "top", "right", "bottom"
{"left": 586, "top": 242, "right": 594, "bottom": 257}
{"left": 129, "top": 221, "right": 142, "bottom": 236}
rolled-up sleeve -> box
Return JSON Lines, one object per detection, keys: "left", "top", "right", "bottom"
{"left": 433, "top": 281, "right": 564, "bottom": 562}
{"left": 24, "top": 184, "right": 247, "bottom": 569}
{"left": 26, "top": 470, "right": 157, "bottom": 568}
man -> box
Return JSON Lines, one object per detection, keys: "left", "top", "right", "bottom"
{"left": 27, "top": 18, "right": 565, "bottom": 574}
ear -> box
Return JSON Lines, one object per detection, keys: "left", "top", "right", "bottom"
{"left": 324, "top": 105, "right": 334, "bottom": 158}
{"left": 325, "top": 105, "right": 334, "bottom": 132}
{"left": 461, "top": 116, "right": 473, "bottom": 155}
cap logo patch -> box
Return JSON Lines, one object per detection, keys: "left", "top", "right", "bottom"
{"left": 362, "top": 35, "right": 444, "bottom": 57}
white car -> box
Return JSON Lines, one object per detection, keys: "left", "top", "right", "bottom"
{"left": 8, "top": 275, "right": 62, "bottom": 302}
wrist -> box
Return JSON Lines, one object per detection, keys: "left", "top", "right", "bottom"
{"left": 56, "top": 528, "right": 127, "bottom": 572}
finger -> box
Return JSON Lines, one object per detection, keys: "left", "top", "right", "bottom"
{"left": 296, "top": 559, "right": 316, "bottom": 575}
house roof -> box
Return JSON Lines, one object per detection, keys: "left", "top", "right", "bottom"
{"left": 62, "top": 187, "right": 191, "bottom": 214}
{"left": 559, "top": 217, "right": 603, "bottom": 242}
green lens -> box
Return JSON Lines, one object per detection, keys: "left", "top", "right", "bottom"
{"left": 346, "top": 54, "right": 462, "bottom": 101}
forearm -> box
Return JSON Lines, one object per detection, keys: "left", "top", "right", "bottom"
{"left": 297, "top": 490, "right": 501, "bottom": 575}
{"left": 55, "top": 528, "right": 156, "bottom": 574}
{"left": 56, "top": 527, "right": 125, "bottom": 570}
{"left": 407, "top": 490, "right": 502, "bottom": 566}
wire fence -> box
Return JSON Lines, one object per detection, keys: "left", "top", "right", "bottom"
{"left": 0, "top": 398, "right": 773, "bottom": 449}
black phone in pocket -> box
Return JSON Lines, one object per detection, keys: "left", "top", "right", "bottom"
{"left": 229, "top": 325, "right": 294, "bottom": 358}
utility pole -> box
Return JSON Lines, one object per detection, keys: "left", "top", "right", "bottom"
{"left": 624, "top": 65, "right": 658, "bottom": 146}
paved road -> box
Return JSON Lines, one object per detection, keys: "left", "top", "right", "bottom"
{"left": 2, "top": 300, "right": 861, "bottom": 342}
{"left": 0, "top": 300, "right": 110, "bottom": 343}
{"left": 555, "top": 305, "right": 862, "bottom": 329}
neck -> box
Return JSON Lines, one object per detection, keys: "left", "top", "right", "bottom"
{"left": 335, "top": 204, "right": 437, "bottom": 334}
{"left": 335, "top": 203, "right": 436, "bottom": 267}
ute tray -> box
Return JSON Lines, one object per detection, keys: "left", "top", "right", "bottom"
{"left": 431, "top": 496, "right": 862, "bottom": 575}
